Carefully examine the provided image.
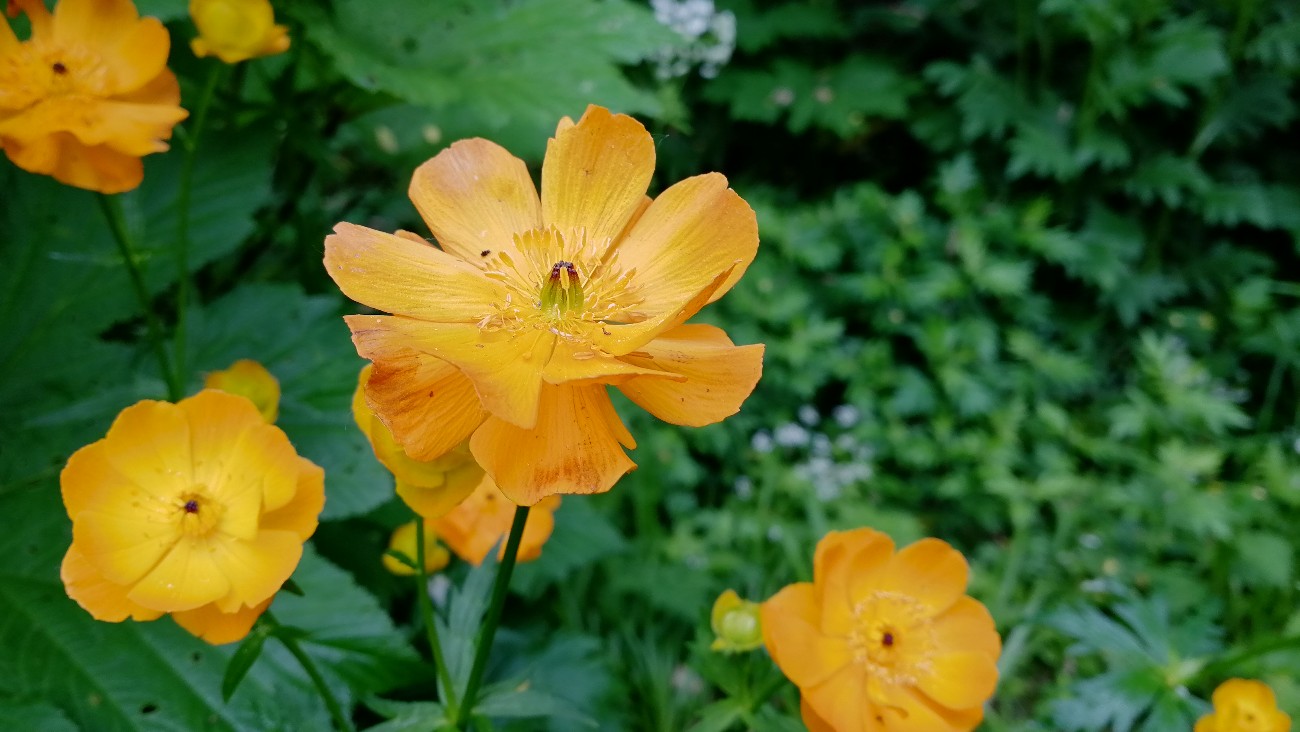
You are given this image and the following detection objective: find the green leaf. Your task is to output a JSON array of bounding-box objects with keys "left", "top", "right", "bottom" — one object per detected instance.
[
  {"left": 222, "top": 625, "right": 271, "bottom": 702},
  {"left": 0, "top": 701, "right": 79, "bottom": 732},
  {"left": 1234, "top": 532, "right": 1294, "bottom": 589},
  {"left": 474, "top": 684, "right": 597, "bottom": 726},
  {"left": 684, "top": 698, "right": 746, "bottom": 732},
  {"left": 511, "top": 498, "right": 629, "bottom": 598},
  {"left": 440, "top": 557, "right": 498, "bottom": 697},
  {"left": 363, "top": 698, "right": 450, "bottom": 732}
]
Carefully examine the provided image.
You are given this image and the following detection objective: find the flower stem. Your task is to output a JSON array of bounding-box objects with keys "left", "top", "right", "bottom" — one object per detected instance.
[
  {"left": 97, "top": 194, "right": 181, "bottom": 401},
  {"left": 264, "top": 610, "right": 355, "bottom": 732},
  {"left": 1193, "top": 633, "right": 1300, "bottom": 684},
  {"left": 454, "top": 505, "right": 530, "bottom": 726},
  {"left": 173, "top": 63, "right": 224, "bottom": 391},
  {"left": 416, "top": 519, "right": 460, "bottom": 713}
]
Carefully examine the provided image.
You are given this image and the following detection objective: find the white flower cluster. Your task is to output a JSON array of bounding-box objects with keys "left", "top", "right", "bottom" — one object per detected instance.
[
  {"left": 649, "top": 0, "right": 737, "bottom": 80},
  {"left": 747, "top": 403, "right": 876, "bottom": 503}
]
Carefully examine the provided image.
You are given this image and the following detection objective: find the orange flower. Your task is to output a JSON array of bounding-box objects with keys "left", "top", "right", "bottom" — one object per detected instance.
[
  {"left": 325, "top": 104, "right": 763, "bottom": 506},
  {"left": 189, "top": 0, "right": 289, "bottom": 64},
  {"left": 60, "top": 390, "right": 324, "bottom": 644},
  {"left": 1196, "top": 679, "right": 1292, "bottom": 732},
  {"left": 382, "top": 521, "right": 450, "bottom": 576},
  {"left": 353, "top": 364, "right": 484, "bottom": 518},
  {"left": 205, "top": 358, "right": 280, "bottom": 422},
  {"left": 0, "top": 0, "right": 188, "bottom": 193},
  {"left": 761, "top": 528, "right": 1001, "bottom": 732},
  {"left": 431, "top": 479, "right": 559, "bottom": 566}
]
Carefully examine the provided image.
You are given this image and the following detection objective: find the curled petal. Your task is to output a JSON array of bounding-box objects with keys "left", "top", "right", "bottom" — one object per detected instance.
[
  {"left": 616, "top": 324, "right": 762, "bottom": 426},
  {"left": 760, "top": 583, "right": 851, "bottom": 689},
  {"left": 171, "top": 597, "right": 272, "bottom": 646}
]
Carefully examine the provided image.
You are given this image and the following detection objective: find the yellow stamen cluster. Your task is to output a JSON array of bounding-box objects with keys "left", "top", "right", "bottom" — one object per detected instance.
[{"left": 846, "top": 590, "right": 936, "bottom": 687}]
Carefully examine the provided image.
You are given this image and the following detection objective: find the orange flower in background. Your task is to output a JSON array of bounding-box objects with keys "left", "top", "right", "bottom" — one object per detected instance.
[
  {"left": 353, "top": 364, "right": 484, "bottom": 518},
  {"left": 205, "top": 358, "right": 280, "bottom": 422},
  {"left": 1196, "top": 679, "right": 1292, "bottom": 732},
  {"left": 431, "top": 479, "right": 559, "bottom": 566},
  {"left": 60, "top": 390, "right": 325, "bottom": 644},
  {"left": 0, "top": 0, "right": 188, "bottom": 193},
  {"left": 382, "top": 521, "right": 450, "bottom": 576},
  {"left": 762, "top": 528, "right": 1001, "bottom": 732},
  {"left": 326, "top": 104, "right": 763, "bottom": 506},
  {"left": 189, "top": 0, "right": 289, "bottom": 64}
]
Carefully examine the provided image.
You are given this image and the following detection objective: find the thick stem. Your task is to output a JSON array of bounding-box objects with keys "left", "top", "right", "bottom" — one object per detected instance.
[
  {"left": 98, "top": 194, "right": 181, "bottom": 400},
  {"left": 455, "top": 506, "right": 531, "bottom": 726},
  {"left": 416, "top": 519, "right": 460, "bottom": 713},
  {"left": 264, "top": 610, "right": 355, "bottom": 732}
]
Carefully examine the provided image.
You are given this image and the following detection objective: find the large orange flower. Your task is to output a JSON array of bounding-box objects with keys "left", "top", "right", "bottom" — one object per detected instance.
[
  {"left": 761, "top": 528, "right": 1001, "bottom": 732},
  {"left": 325, "top": 104, "right": 763, "bottom": 505},
  {"left": 0, "top": 0, "right": 188, "bottom": 193},
  {"left": 60, "top": 390, "right": 325, "bottom": 644},
  {"left": 1196, "top": 679, "right": 1292, "bottom": 732}
]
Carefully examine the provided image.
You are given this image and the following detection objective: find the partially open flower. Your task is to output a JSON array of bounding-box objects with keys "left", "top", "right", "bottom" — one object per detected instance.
[
  {"left": 710, "top": 589, "right": 763, "bottom": 653},
  {"left": 60, "top": 390, "right": 324, "bottom": 644},
  {"left": 0, "top": 0, "right": 188, "bottom": 192},
  {"left": 430, "top": 479, "right": 559, "bottom": 566},
  {"left": 189, "top": 0, "right": 289, "bottom": 64},
  {"left": 762, "top": 528, "right": 1001, "bottom": 732},
  {"left": 382, "top": 521, "right": 450, "bottom": 576},
  {"left": 205, "top": 358, "right": 280, "bottom": 423},
  {"left": 1196, "top": 679, "right": 1291, "bottom": 732}
]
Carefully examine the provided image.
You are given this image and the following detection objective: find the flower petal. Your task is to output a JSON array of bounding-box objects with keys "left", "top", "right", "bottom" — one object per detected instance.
[
  {"left": 73, "top": 503, "right": 180, "bottom": 588},
  {"left": 873, "top": 682, "right": 985, "bottom": 732},
  {"left": 325, "top": 222, "right": 505, "bottom": 322},
  {"left": 396, "top": 463, "right": 484, "bottom": 520},
  {"left": 61, "top": 543, "right": 162, "bottom": 622},
  {"left": 259, "top": 458, "right": 325, "bottom": 541},
  {"left": 207, "top": 530, "right": 305, "bottom": 612},
  {"left": 611, "top": 172, "right": 757, "bottom": 315},
  {"left": 869, "top": 538, "right": 969, "bottom": 617},
  {"left": 814, "top": 528, "right": 894, "bottom": 636},
  {"left": 348, "top": 315, "right": 550, "bottom": 429},
  {"left": 932, "top": 596, "right": 1001, "bottom": 661},
  {"left": 469, "top": 384, "right": 635, "bottom": 505},
  {"left": 96, "top": 399, "right": 192, "bottom": 502},
  {"left": 542, "top": 333, "right": 679, "bottom": 386},
  {"left": 0, "top": 131, "right": 145, "bottom": 193},
  {"left": 358, "top": 348, "right": 488, "bottom": 462},
  {"left": 760, "top": 583, "right": 852, "bottom": 688},
  {"left": 802, "top": 664, "right": 870, "bottom": 731},
  {"left": 409, "top": 138, "right": 542, "bottom": 263},
  {"left": 172, "top": 597, "right": 272, "bottom": 646},
  {"left": 616, "top": 324, "right": 763, "bottom": 426},
  {"left": 541, "top": 105, "right": 654, "bottom": 252},
  {"left": 916, "top": 651, "right": 999, "bottom": 711},
  {"left": 61, "top": 438, "right": 136, "bottom": 519},
  {"left": 127, "top": 535, "right": 232, "bottom": 612}
]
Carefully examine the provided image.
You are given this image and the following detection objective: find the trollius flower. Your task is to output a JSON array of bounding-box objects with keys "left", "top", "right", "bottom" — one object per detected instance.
[
  {"left": 1196, "top": 679, "right": 1291, "bottom": 732},
  {"left": 0, "top": 0, "right": 188, "bottom": 192},
  {"left": 189, "top": 0, "right": 290, "bottom": 64},
  {"left": 326, "top": 104, "right": 763, "bottom": 506},
  {"left": 430, "top": 478, "right": 559, "bottom": 566},
  {"left": 60, "top": 390, "right": 325, "bottom": 644},
  {"left": 762, "top": 528, "right": 1001, "bottom": 732}
]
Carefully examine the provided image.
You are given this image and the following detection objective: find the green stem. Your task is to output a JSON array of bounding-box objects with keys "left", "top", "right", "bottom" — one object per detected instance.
[
  {"left": 264, "top": 611, "right": 355, "bottom": 732},
  {"left": 173, "top": 63, "right": 224, "bottom": 391},
  {"left": 1192, "top": 634, "right": 1300, "bottom": 684},
  {"left": 454, "top": 506, "right": 531, "bottom": 726},
  {"left": 415, "top": 519, "right": 460, "bottom": 713},
  {"left": 98, "top": 194, "right": 181, "bottom": 400}
]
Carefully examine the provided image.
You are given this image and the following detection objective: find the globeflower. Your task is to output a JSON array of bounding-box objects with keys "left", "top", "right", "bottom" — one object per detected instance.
[
  {"left": 761, "top": 528, "right": 1001, "bottom": 732},
  {"left": 0, "top": 0, "right": 188, "bottom": 193},
  {"left": 326, "top": 104, "right": 763, "bottom": 505},
  {"left": 205, "top": 358, "right": 280, "bottom": 422},
  {"left": 710, "top": 589, "right": 763, "bottom": 653},
  {"left": 382, "top": 521, "right": 450, "bottom": 576},
  {"left": 431, "top": 479, "right": 559, "bottom": 566},
  {"left": 189, "top": 0, "right": 290, "bottom": 64},
  {"left": 60, "top": 390, "right": 325, "bottom": 644},
  {"left": 1196, "top": 679, "right": 1291, "bottom": 732}
]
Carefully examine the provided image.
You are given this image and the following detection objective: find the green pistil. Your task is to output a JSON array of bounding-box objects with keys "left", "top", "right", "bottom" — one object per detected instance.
[{"left": 540, "top": 261, "right": 584, "bottom": 319}]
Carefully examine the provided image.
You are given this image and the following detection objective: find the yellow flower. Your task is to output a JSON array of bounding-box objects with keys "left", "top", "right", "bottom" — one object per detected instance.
[
  {"left": 0, "top": 0, "right": 188, "bottom": 193},
  {"left": 352, "top": 364, "right": 484, "bottom": 518},
  {"left": 60, "top": 390, "right": 325, "bottom": 644},
  {"left": 205, "top": 358, "right": 280, "bottom": 422},
  {"left": 431, "top": 479, "right": 559, "bottom": 566},
  {"left": 710, "top": 589, "right": 763, "bottom": 653},
  {"left": 1196, "top": 679, "right": 1292, "bottom": 732},
  {"left": 325, "top": 105, "right": 763, "bottom": 506},
  {"left": 382, "top": 521, "right": 450, "bottom": 576},
  {"left": 189, "top": 0, "right": 289, "bottom": 64},
  {"left": 761, "top": 528, "right": 1001, "bottom": 732}
]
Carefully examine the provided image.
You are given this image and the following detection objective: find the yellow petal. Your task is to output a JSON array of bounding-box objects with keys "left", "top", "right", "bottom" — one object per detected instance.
[
  {"left": 541, "top": 105, "right": 654, "bottom": 253},
  {"left": 206, "top": 530, "right": 305, "bottom": 612},
  {"left": 356, "top": 358, "right": 486, "bottom": 464},
  {"left": 542, "top": 333, "right": 680, "bottom": 386},
  {"left": 916, "top": 651, "right": 999, "bottom": 710},
  {"left": 61, "top": 543, "right": 162, "bottom": 622},
  {"left": 932, "top": 596, "right": 1001, "bottom": 661},
  {"left": 870, "top": 538, "right": 969, "bottom": 617},
  {"left": 515, "top": 500, "right": 557, "bottom": 563},
  {"left": 799, "top": 697, "right": 849, "bottom": 732},
  {"left": 325, "top": 222, "right": 505, "bottom": 322},
  {"left": 801, "top": 664, "right": 870, "bottom": 731},
  {"left": 0, "top": 132, "right": 146, "bottom": 194},
  {"left": 611, "top": 172, "right": 757, "bottom": 313},
  {"left": 97, "top": 399, "right": 193, "bottom": 502},
  {"left": 348, "top": 315, "right": 549, "bottom": 429},
  {"left": 591, "top": 264, "right": 734, "bottom": 357},
  {"left": 469, "top": 384, "right": 635, "bottom": 505},
  {"left": 409, "top": 138, "right": 542, "bottom": 263},
  {"left": 172, "top": 597, "right": 272, "bottom": 645},
  {"left": 616, "top": 324, "right": 763, "bottom": 426},
  {"left": 73, "top": 503, "right": 181, "bottom": 588},
  {"left": 259, "top": 457, "right": 325, "bottom": 541},
  {"left": 815, "top": 528, "right": 894, "bottom": 636},
  {"left": 204, "top": 359, "right": 280, "bottom": 423},
  {"left": 93, "top": 15, "right": 171, "bottom": 94},
  {"left": 760, "top": 583, "right": 851, "bottom": 689},
  {"left": 127, "top": 535, "right": 232, "bottom": 612},
  {"left": 872, "top": 683, "right": 985, "bottom": 732},
  {"left": 396, "top": 462, "right": 484, "bottom": 520},
  {"left": 61, "top": 438, "right": 136, "bottom": 520}
]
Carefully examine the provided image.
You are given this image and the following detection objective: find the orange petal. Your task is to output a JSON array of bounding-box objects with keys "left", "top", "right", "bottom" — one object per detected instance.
[
  {"left": 357, "top": 356, "right": 487, "bottom": 462},
  {"left": 348, "top": 315, "right": 550, "bottom": 430},
  {"left": 259, "top": 457, "right": 325, "bottom": 541},
  {"left": 94, "top": 15, "right": 171, "bottom": 94},
  {"left": 73, "top": 503, "right": 180, "bottom": 588},
  {"left": 873, "top": 683, "right": 985, "bottom": 732},
  {"left": 541, "top": 105, "right": 654, "bottom": 253},
  {"left": 61, "top": 543, "right": 162, "bottom": 622},
  {"left": 52, "top": 0, "right": 140, "bottom": 46},
  {"left": 801, "top": 664, "right": 870, "bottom": 731},
  {"left": 97, "top": 399, "right": 193, "bottom": 502},
  {"left": 396, "top": 463, "right": 484, "bottom": 520},
  {"left": 542, "top": 334, "right": 679, "bottom": 386},
  {"left": 325, "top": 222, "right": 505, "bottom": 322},
  {"left": 916, "top": 651, "right": 999, "bottom": 710},
  {"left": 0, "top": 97, "right": 184, "bottom": 155},
  {"left": 814, "top": 528, "right": 894, "bottom": 636},
  {"left": 172, "top": 597, "right": 272, "bottom": 645},
  {"left": 60, "top": 438, "right": 136, "bottom": 519},
  {"left": 431, "top": 478, "right": 516, "bottom": 565},
  {"left": 611, "top": 172, "right": 757, "bottom": 313},
  {"left": 591, "top": 264, "right": 734, "bottom": 357},
  {"left": 869, "top": 538, "right": 969, "bottom": 617},
  {"left": 469, "top": 384, "right": 635, "bottom": 505},
  {"left": 932, "top": 596, "right": 1001, "bottom": 661},
  {"left": 206, "top": 530, "right": 305, "bottom": 612},
  {"left": 409, "top": 138, "right": 542, "bottom": 263},
  {"left": 514, "top": 499, "right": 557, "bottom": 562},
  {"left": 127, "top": 535, "right": 232, "bottom": 612},
  {"left": 760, "top": 583, "right": 852, "bottom": 689},
  {"left": 0, "top": 131, "right": 146, "bottom": 193},
  {"left": 616, "top": 324, "right": 763, "bottom": 426}
]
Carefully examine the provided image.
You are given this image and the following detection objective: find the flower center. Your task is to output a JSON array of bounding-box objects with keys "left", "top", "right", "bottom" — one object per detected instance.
[
  {"left": 540, "top": 261, "right": 584, "bottom": 319},
  {"left": 845, "top": 590, "right": 936, "bottom": 687},
  {"left": 0, "top": 40, "right": 113, "bottom": 110},
  {"left": 176, "top": 489, "right": 224, "bottom": 538}
]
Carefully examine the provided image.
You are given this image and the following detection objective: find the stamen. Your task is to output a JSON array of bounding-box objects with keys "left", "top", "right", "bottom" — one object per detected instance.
[{"left": 52, "top": 61, "right": 67, "bottom": 75}]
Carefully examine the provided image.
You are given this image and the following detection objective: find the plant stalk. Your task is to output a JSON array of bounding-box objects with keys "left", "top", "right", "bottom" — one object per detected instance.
[
  {"left": 264, "top": 610, "right": 355, "bottom": 732},
  {"left": 416, "top": 518, "right": 460, "bottom": 713}
]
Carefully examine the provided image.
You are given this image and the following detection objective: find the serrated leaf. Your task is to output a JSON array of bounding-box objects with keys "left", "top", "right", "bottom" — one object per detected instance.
[{"left": 474, "top": 684, "right": 597, "bottom": 726}]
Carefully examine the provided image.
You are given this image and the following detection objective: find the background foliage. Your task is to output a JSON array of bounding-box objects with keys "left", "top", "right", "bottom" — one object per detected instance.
[{"left": 2, "top": 0, "right": 1299, "bottom": 729}]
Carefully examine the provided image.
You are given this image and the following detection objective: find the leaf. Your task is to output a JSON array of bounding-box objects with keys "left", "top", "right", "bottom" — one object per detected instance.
[
  {"left": 0, "top": 701, "right": 79, "bottom": 732},
  {"left": 1190, "top": 75, "right": 1297, "bottom": 155},
  {"left": 1122, "top": 154, "right": 1211, "bottom": 207},
  {"left": 440, "top": 557, "right": 499, "bottom": 698},
  {"left": 474, "top": 684, "right": 597, "bottom": 726},
  {"left": 728, "top": 0, "right": 847, "bottom": 53},
  {"left": 1234, "top": 532, "right": 1294, "bottom": 589},
  {"left": 511, "top": 498, "right": 629, "bottom": 598},
  {"left": 363, "top": 698, "right": 450, "bottom": 732},
  {"left": 222, "top": 625, "right": 271, "bottom": 702}
]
